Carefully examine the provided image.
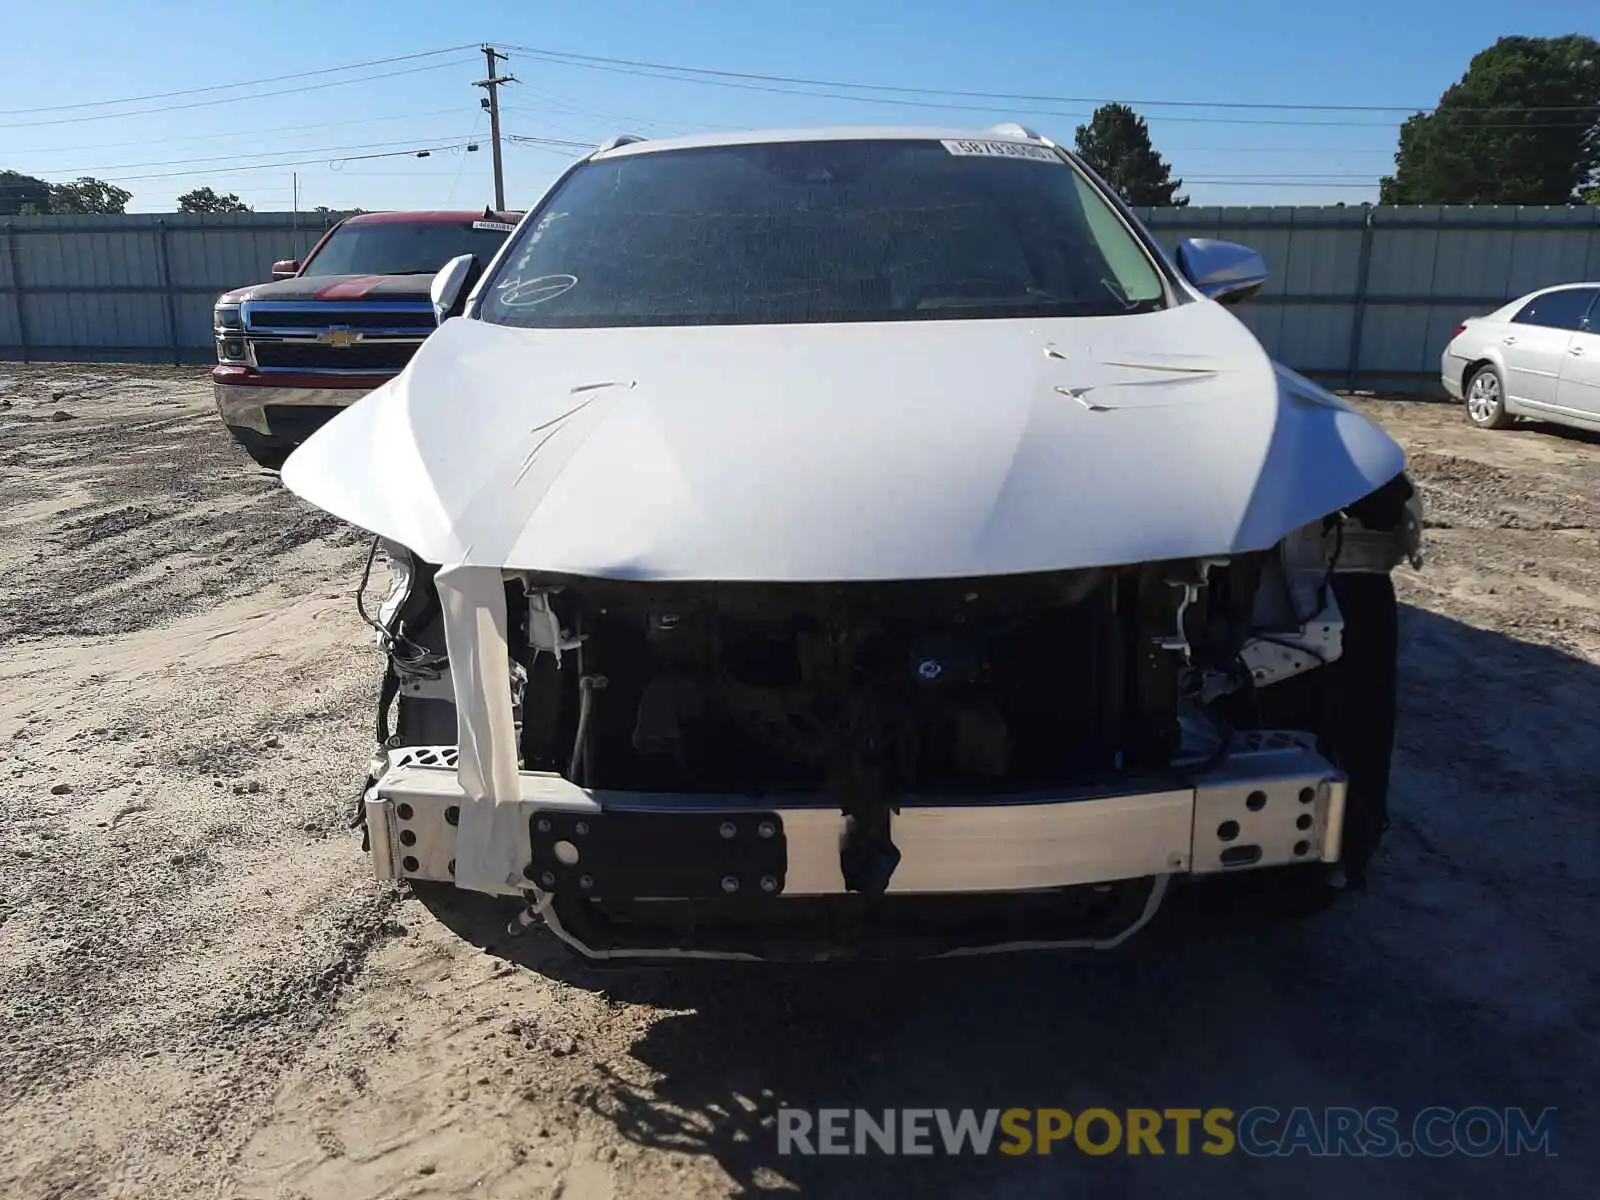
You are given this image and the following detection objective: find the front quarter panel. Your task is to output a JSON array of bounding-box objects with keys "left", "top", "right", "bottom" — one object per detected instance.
[{"left": 1235, "top": 365, "right": 1406, "bottom": 548}]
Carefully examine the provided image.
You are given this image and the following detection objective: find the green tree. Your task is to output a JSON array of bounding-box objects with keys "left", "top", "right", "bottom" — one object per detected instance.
[
  {"left": 47, "top": 176, "right": 132, "bottom": 214},
  {"left": 1073, "top": 103, "right": 1189, "bottom": 207},
  {"left": 177, "top": 186, "right": 252, "bottom": 214},
  {"left": 1380, "top": 35, "right": 1600, "bottom": 205},
  {"left": 0, "top": 169, "right": 52, "bottom": 216}
]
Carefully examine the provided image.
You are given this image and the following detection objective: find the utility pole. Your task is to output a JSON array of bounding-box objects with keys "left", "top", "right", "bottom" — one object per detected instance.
[{"left": 475, "top": 45, "right": 516, "bottom": 210}]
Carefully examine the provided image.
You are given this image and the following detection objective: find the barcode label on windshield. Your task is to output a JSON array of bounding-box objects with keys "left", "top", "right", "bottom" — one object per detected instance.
[
  {"left": 473, "top": 220, "right": 517, "bottom": 231},
  {"left": 940, "top": 139, "right": 1060, "bottom": 162}
]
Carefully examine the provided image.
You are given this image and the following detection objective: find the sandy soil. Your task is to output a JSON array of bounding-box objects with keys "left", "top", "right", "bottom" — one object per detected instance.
[{"left": 0, "top": 366, "right": 1595, "bottom": 1199}]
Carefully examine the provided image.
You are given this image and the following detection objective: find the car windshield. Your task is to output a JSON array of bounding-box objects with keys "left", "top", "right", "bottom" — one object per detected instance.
[
  {"left": 478, "top": 138, "right": 1169, "bottom": 328},
  {"left": 301, "top": 220, "right": 512, "bottom": 278}
]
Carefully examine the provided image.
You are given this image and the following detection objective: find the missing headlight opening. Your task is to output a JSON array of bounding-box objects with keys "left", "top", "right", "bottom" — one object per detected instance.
[{"left": 357, "top": 474, "right": 1416, "bottom": 962}]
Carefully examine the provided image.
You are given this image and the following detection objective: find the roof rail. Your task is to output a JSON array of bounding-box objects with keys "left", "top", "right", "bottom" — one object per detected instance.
[
  {"left": 594, "top": 134, "right": 649, "bottom": 152},
  {"left": 987, "top": 122, "right": 1043, "bottom": 140}
]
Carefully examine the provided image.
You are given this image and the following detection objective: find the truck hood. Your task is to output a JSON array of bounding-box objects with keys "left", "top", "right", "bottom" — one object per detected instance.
[
  {"left": 280, "top": 304, "right": 1406, "bottom": 581},
  {"left": 217, "top": 273, "right": 435, "bottom": 305}
]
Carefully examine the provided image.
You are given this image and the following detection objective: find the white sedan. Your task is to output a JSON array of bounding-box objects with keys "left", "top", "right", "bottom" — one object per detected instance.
[{"left": 1441, "top": 282, "right": 1600, "bottom": 432}]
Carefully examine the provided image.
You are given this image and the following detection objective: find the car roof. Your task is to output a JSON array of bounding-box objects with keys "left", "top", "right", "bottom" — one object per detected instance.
[
  {"left": 591, "top": 124, "right": 1057, "bottom": 160},
  {"left": 341, "top": 209, "right": 523, "bottom": 224}
]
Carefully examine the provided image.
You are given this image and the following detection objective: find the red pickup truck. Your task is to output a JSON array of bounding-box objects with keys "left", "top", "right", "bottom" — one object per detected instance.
[{"left": 211, "top": 208, "right": 520, "bottom": 468}]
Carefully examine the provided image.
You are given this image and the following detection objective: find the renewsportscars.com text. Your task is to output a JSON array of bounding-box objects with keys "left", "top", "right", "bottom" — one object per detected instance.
[{"left": 777, "top": 1106, "right": 1558, "bottom": 1158}]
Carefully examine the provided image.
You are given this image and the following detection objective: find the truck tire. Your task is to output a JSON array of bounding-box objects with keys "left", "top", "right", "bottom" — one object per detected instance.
[{"left": 226, "top": 427, "right": 292, "bottom": 471}]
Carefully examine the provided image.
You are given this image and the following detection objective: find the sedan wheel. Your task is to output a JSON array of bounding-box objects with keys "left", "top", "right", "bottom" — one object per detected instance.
[{"left": 1465, "top": 364, "right": 1512, "bottom": 429}]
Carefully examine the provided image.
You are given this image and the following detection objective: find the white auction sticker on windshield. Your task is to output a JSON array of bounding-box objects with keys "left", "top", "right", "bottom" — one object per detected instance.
[
  {"left": 940, "top": 139, "right": 1060, "bottom": 162},
  {"left": 473, "top": 220, "right": 517, "bottom": 231}
]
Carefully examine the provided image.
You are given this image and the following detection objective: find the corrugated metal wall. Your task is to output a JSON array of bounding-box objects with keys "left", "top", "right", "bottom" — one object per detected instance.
[
  {"left": 1137, "top": 205, "right": 1600, "bottom": 391},
  {"left": 0, "top": 211, "right": 351, "bottom": 365},
  {"left": 3, "top": 206, "right": 1599, "bottom": 388}
]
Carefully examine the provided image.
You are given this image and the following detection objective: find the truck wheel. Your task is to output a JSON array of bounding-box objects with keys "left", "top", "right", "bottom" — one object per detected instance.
[
  {"left": 226, "top": 427, "right": 292, "bottom": 471},
  {"left": 243, "top": 443, "right": 290, "bottom": 471}
]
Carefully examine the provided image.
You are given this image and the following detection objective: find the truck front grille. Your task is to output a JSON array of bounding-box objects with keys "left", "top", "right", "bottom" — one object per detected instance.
[
  {"left": 233, "top": 300, "right": 437, "bottom": 376},
  {"left": 251, "top": 340, "right": 420, "bottom": 373},
  {"left": 242, "top": 304, "right": 437, "bottom": 333}
]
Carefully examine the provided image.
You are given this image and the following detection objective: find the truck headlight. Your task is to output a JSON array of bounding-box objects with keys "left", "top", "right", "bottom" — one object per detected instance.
[
  {"left": 214, "top": 304, "right": 243, "bottom": 330},
  {"left": 216, "top": 336, "right": 249, "bottom": 364}
]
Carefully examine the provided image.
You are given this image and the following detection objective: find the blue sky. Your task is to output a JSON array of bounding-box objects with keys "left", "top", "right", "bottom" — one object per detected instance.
[{"left": 0, "top": 0, "right": 1579, "bottom": 213}]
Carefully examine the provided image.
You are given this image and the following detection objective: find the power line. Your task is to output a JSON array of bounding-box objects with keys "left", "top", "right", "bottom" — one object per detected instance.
[
  {"left": 78, "top": 140, "right": 481, "bottom": 183},
  {"left": 0, "top": 58, "right": 478, "bottom": 130},
  {"left": 448, "top": 109, "right": 486, "bottom": 205},
  {"left": 0, "top": 45, "right": 479, "bottom": 115},
  {"left": 503, "top": 44, "right": 1600, "bottom": 117},
  {"left": 1164, "top": 145, "right": 1397, "bottom": 155},
  {"left": 503, "top": 45, "right": 1598, "bottom": 129},
  {"left": 498, "top": 108, "right": 615, "bottom": 144},
  {"left": 1184, "top": 179, "right": 1380, "bottom": 188},
  {"left": 34, "top": 133, "right": 486, "bottom": 177},
  {"left": 492, "top": 131, "right": 1404, "bottom": 194},
  {"left": 495, "top": 107, "right": 1400, "bottom": 158},
  {"left": 503, "top": 86, "right": 720, "bottom": 134},
  {"left": 502, "top": 54, "right": 1362, "bottom": 129},
  {"left": 497, "top": 114, "right": 1400, "bottom": 161},
  {"left": 501, "top": 101, "right": 679, "bottom": 139},
  {"left": 505, "top": 133, "right": 601, "bottom": 150},
  {"left": 495, "top": 132, "right": 1401, "bottom": 178},
  {"left": 13, "top": 108, "right": 471, "bottom": 156},
  {"left": 1178, "top": 173, "right": 1386, "bottom": 180}
]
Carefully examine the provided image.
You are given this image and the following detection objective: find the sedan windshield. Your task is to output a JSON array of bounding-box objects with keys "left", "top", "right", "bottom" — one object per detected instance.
[
  {"left": 302, "top": 220, "right": 512, "bottom": 278},
  {"left": 479, "top": 138, "right": 1169, "bottom": 328}
]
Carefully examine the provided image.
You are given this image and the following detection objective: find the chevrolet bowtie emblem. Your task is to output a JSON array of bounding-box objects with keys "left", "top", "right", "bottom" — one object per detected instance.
[{"left": 317, "top": 326, "right": 361, "bottom": 348}]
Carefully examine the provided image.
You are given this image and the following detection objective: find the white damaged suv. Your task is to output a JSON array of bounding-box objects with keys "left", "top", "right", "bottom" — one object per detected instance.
[{"left": 281, "top": 125, "right": 1423, "bottom": 962}]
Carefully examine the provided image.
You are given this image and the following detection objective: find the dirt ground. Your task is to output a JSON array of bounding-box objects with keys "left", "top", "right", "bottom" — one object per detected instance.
[{"left": 0, "top": 364, "right": 1596, "bottom": 1199}]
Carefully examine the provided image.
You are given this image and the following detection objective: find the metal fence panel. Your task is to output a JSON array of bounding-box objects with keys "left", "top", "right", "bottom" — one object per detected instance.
[
  {"left": 0, "top": 227, "right": 17, "bottom": 347},
  {"left": 2, "top": 205, "right": 1598, "bottom": 386},
  {"left": 1140, "top": 204, "right": 1600, "bottom": 390},
  {"left": 174, "top": 292, "right": 220, "bottom": 352},
  {"left": 23, "top": 289, "right": 169, "bottom": 351},
  {"left": 0, "top": 211, "right": 348, "bottom": 364}
]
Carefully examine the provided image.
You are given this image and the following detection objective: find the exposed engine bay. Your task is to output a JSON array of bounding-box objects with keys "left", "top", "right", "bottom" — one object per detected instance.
[{"left": 358, "top": 476, "right": 1421, "bottom": 961}]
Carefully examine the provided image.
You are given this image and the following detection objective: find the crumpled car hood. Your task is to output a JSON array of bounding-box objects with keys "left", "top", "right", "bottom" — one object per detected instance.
[{"left": 280, "top": 304, "right": 1405, "bottom": 580}]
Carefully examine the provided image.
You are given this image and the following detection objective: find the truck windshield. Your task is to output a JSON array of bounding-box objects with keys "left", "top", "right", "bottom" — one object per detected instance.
[
  {"left": 301, "top": 220, "right": 512, "bottom": 278},
  {"left": 478, "top": 138, "right": 1169, "bottom": 329}
]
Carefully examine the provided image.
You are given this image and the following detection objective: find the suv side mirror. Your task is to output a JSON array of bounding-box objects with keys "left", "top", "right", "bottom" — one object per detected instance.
[
  {"left": 270, "top": 259, "right": 301, "bottom": 280},
  {"left": 1175, "top": 239, "right": 1268, "bottom": 304},
  {"left": 431, "top": 254, "right": 478, "bottom": 324}
]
